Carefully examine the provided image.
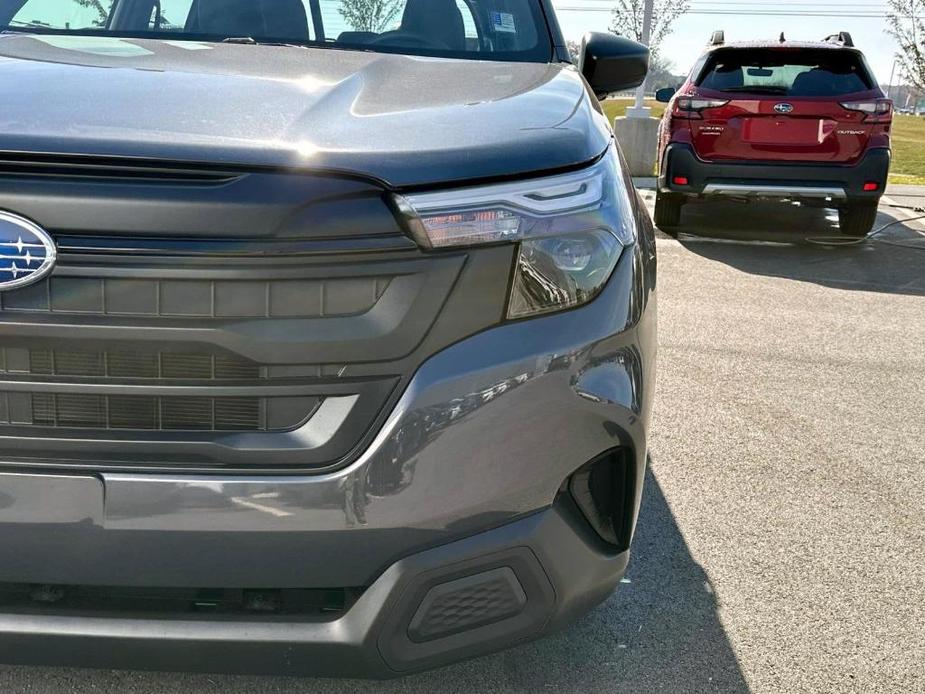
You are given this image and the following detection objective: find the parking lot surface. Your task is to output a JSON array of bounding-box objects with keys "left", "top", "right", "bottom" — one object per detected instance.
[{"left": 2, "top": 194, "right": 923, "bottom": 693}]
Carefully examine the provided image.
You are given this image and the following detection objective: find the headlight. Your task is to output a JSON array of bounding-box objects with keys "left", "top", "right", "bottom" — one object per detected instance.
[{"left": 395, "top": 146, "right": 636, "bottom": 318}]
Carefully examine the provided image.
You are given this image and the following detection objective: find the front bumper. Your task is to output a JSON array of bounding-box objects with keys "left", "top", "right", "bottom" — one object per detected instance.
[
  {"left": 0, "top": 500, "right": 627, "bottom": 677},
  {"left": 0, "top": 244, "right": 656, "bottom": 675},
  {"left": 659, "top": 143, "right": 891, "bottom": 202}
]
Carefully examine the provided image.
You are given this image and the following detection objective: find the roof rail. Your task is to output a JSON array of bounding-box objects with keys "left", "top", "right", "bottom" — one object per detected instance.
[
  {"left": 823, "top": 32, "right": 854, "bottom": 47},
  {"left": 710, "top": 30, "right": 724, "bottom": 46}
]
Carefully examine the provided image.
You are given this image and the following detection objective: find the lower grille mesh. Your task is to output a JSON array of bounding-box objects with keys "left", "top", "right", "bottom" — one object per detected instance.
[
  {"left": 0, "top": 347, "right": 344, "bottom": 382},
  {"left": 2, "top": 348, "right": 264, "bottom": 381},
  {"left": 0, "top": 393, "right": 320, "bottom": 432},
  {"left": 0, "top": 346, "right": 334, "bottom": 433}
]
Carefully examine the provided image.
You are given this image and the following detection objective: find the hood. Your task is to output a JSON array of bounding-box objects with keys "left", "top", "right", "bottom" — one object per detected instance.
[{"left": 0, "top": 35, "right": 611, "bottom": 188}]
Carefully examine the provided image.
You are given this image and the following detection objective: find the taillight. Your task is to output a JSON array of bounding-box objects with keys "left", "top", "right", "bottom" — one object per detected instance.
[
  {"left": 840, "top": 99, "right": 892, "bottom": 123},
  {"left": 672, "top": 97, "right": 729, "bottom": 120}
]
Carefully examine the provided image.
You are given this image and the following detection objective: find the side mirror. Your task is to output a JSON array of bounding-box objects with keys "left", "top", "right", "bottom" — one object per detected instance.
[
  {"left": 579, "top": 32, "right": 649, "bottom": 99},
  {"left": 655, "top": 87, "right": 676, "bottom": 103}
]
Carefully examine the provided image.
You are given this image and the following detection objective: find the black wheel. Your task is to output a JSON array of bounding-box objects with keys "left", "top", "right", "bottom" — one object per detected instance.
[
  {"left": 654, "top": 191, "right": 683, "bottom": 231},
  {"left": 838, "top": 202, "right": 879, "bottom": 237}
]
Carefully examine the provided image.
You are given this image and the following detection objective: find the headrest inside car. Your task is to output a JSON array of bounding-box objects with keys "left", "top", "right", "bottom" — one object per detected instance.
[
  {"left": 195, "top": 0, "right": 309, "bottom": 40},
  {"left": 400, "top": 0, "right": 466, "bottom": 50}
]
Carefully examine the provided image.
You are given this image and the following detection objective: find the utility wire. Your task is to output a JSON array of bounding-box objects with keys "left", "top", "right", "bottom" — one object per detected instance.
[
  {"left": 561, "top": 0, "right": 891, "bottom": 4},
  {"left": 556, "top": 7, "right": 910, "bottom": 16},
  {"left": 557, "top": 0, "right": 893, "bottom": 5}
]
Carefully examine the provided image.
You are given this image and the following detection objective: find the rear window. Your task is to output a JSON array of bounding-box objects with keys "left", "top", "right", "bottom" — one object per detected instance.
[
  {"left": 0, "top": 0, "right": 552, "bottom": 63},
  {"left": 696, "top": 48, "right": 874, "bottom": 97}
]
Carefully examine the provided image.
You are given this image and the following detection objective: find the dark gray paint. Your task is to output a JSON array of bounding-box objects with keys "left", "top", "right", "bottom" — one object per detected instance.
[
  {"left": 0, "top": 3, "right": 658, "bottom": 673},
  {"left": 0, "top": 243, "right": 516, "bottom": 472},
  {"left": 0, "top": 237, "right": 655, "bottom": 589},
  {"left": 0, "top": 34, "right": 611, "bottom": 188},
  {"left": 0, "top": 502, "right": 630, "bottom": 677}
]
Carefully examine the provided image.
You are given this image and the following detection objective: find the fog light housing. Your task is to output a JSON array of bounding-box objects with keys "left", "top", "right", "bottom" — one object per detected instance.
[
  {"left": 569, "top": 449, "right": 634, "bottom": 551},
  {"left": 863, "top": 182, "right": 879, "bottom": 192}
]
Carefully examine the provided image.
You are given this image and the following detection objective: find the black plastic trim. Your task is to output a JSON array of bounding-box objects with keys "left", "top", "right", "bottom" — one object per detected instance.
[
  {"left": 0, "top": 377, "right": 398, "bottom": 470},
  {"left": 568, "top": 448, "right": 635, "bottom": 553},
  {"left": 55, "top": 234, "right": 418, "bottom": 257},
  {"left": 660, "top": 143, "right": 891, "bottom": 201},
  {"left": 0, "top": 500, "right": 631, "bottom": 677}
]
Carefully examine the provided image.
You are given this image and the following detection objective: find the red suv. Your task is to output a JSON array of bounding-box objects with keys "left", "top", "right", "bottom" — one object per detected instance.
[{"left": 655, "top": 32, "right": 892, "bottom": 236}]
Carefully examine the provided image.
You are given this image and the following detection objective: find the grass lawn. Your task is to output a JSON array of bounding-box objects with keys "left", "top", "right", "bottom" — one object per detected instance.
[
  {"left": 889, "top": 115, "right": 925, "bottom": 185},
  {"left": 602, "top": 98, "right": 665, "bottom": 122},
  {"left": 602, "top": 99, "right": 925, "bottom": 185}
]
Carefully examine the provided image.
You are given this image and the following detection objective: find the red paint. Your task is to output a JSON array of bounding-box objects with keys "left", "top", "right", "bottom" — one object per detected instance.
[{"left": 657, "top": 42, "right": 892, "bottom": 172}]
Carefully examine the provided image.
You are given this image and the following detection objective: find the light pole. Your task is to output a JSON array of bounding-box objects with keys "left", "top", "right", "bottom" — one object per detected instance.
[
  {"left": 887, "top": 59, "right": 897, "bottom": 102},
  {"left": 626, "top": 0, "right": 654, "bottom": 118}
]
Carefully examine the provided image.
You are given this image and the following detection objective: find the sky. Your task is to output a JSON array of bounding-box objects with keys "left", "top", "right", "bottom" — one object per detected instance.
[{"left": 551, "top": 1, "right": 903, "bottom": 87}]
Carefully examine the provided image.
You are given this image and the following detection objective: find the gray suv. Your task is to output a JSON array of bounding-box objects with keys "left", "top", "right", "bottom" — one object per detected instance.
[{"left": 0, "top": 0, "right": 657, "bottom": 677}]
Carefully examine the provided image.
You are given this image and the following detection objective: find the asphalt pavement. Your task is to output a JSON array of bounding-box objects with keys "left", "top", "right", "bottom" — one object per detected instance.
[{"left": 2, "top": 192, "right": 923, "bottom": 693}]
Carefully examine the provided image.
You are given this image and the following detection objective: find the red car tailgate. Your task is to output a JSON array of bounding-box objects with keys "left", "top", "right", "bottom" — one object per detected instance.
[{"left": 691, "top": 96, "right": 875, "bottom": 164}]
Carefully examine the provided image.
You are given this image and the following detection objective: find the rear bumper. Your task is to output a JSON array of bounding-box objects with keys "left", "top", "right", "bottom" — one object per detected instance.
[
  {"left": 659, "top": 144, "right": 891, "bottom": 202},
  {"left": 0, "top": 243, "right": 657, "bottom": 675},
  {"left": 0, "top": 500, "right": 627, "bottom": 677}
]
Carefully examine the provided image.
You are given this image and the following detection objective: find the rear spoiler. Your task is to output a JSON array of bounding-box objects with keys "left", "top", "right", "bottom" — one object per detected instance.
[
  {"left": 709, "top": 29, "right": 854, "bottom": 48},
  {"left": 822, "top": 32, "right": 854, "bottom": 47}
]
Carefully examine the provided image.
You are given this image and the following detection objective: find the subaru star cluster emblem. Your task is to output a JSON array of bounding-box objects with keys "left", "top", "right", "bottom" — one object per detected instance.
[
  {"left": 774, "top": 103, "right": 794, "bottom": 114},
  {"left": 0, "top": 211, "right": 57, "bottom": 291}
]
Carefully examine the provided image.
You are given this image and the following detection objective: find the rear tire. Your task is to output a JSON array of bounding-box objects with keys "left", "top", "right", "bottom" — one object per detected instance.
[
  {"left": 654, "top": 192, "right": 683, "bottom": 231},
  {"left": 838, "top": 202, "right": 879, "bottom": 237}
]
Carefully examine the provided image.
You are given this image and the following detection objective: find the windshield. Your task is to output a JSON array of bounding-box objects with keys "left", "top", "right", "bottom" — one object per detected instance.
[
  {"left": 696, "top": 48, "right": 874, "bottom": 97},
  {"left": 0, "top": 0, "right": 553, "bottom": 62}
]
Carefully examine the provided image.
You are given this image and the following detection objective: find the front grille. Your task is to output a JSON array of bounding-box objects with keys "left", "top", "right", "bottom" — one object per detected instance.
[
  {"left": 0, "top": 158, "right": 482, "bottom": 472},
  {"left": 1, "top": 347, "right": 346, "bottom": 382},
  {"left": 0, "top": 392, "right": 320, "bottom": 432},
  {"left": 0, "top": 276, "right": 392, "bottom": 318},
  {"left": 0, "top": 346, "right": 338, "bottom": 432},
  {"left": 1, "top": 347, "right": 265, "bottom": 381}
]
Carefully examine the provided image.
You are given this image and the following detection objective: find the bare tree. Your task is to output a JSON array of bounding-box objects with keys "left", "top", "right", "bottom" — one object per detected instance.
[
  {"left": 73, "top": 0, "right": 112, "bottom": 26},
  {"left": 609, "top": 0, "right": 689, "bottom": 58},
  {"left": 647, "top": 53, "right": 682, "bottom": 90},
  {"left": 338, "top": 0, "right": 404, "bottom": 33},
  {"left": 887, "top": 0, "right": 925, "bottom": 91}
]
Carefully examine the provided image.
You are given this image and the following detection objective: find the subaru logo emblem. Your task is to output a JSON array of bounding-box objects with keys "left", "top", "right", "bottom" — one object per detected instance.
[
  {"left": 774, "top": 103, "right": 794, "bottom": 114},
  {"left": 0, "top": 211, "right": 57, "bottom": 292}
]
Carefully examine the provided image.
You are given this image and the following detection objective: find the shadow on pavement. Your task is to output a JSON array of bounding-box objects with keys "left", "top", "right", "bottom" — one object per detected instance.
[
  {"left": 668, "top": 199, "right": 925, "bottom": 296},
  {"left": 332, "top": 472, "right": 748, "bottom": 694},
  {"left": 333, "top": 467, "right": 750, "bottom": 693},
  {"left": 0, "top": 470, "right": 749, "bottom": 693},
  {"left": 615, "top": 469, "right": 751, "bottom": 692}
]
